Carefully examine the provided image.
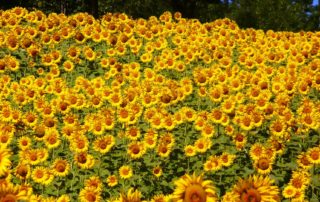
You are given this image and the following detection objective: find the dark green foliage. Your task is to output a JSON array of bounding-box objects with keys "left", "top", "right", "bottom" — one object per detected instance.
[{"left": 0, "top": 0, "right": 319, "bottom": 31}]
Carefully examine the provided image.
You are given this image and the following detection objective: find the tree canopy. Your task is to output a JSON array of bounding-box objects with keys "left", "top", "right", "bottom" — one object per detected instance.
[{"left": 1, "top": 0, "right": 319, "bottom": 31}]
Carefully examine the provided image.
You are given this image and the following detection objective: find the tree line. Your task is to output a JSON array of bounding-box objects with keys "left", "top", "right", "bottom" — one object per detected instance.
[{"left": 1, "top": 0, "right": 319, "bottom": 31}]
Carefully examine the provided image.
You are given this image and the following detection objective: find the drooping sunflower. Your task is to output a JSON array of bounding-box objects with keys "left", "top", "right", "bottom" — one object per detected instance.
[
  {"left": 232, "top": 175, "right": 280, "bottom": 202},
  {"left": 74, "top": 152, "right": 95, "bottom": 170},
  {"left": 172, "top": 173, "right": 218, "bottom": 202},
  {"left": 15, "top": 163, "right": 31, "bottom": 180}
]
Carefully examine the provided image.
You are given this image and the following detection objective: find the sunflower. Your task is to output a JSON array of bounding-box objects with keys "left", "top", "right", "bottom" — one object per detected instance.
[
  {"left": 157, "top": 144, "right": 171, "bottom": 158},
  {"left": 239, "top": 115, "right": 254, "bottom": 131},
  {"left": 15, "top": 163, "right": 31, "bottom": 180},
  {"left": 93, "top": 135, "right": 115, "bottom": 154},
  {"left": 107, "top": 175, "right": 118, "bottom": 187},
  {"left": 67, "top": 46, "right": 80, "bottom": 60},
  {"left": 57, "top": 194, "right": 71, "bottom": 202},
  {"left": 127, "top": 141, "right": 146, "bottom": 159},
  {"left": 184, "top": 145, "right": 197, "bottom": 157},
  {"left": 6, "top": 56, "right": 20, "bottom": 71},
  {"left": 194, "top": 138, "right": 211, "bottom": 153},
  {"left": 70, "top": 135, "right": 89, "bottom": 153},
  {"left": 232, "top": 175, "right": 280, "bottom": 202},
  {"left": 207, "top": 155, "right": 223, "bottom": 172},
  {"left": 125, "top": 126, "right": 141, "bottom": 141},
  {"left": 33, "top": 125, "right": 46, "bottom": 141},
  {"left": 220, "top": 152, "right": 236, "bottom": 167},
  {"left": 289, "top": 169, "right": 310, "bottom": 190},
  {"left": 297, "top": 152, "right": 313, "bottom": 169},
  {"left": 142, "top": 131, "right": 156, "bottom": 147},
  {"left": 172, "top": 173, "right": 217, "bottom": 202},
  {"left": 307, "top": 147, "right": 320, "bottom": 164},
  {"left": 117, "top": 107, "right": 131, "bottom": 123},
  {"left": 119, "top": 165, "right": 133, "bottom": 179},
  {"left": 270, "top": 119, "right": 287, "bottom": 138},
  {"left": 83, "top": 47, "right": 96, "bottom": 61},
  {"left": 250, "top": 143, "right": 265, "bottom": 161},
  {"left": 0, "top": 132, "right": 13, "bottom": 147},
  {"left": 0, "top": 147, "right": 11, "bottom": 177},
  {"left": 119, "top": 188, "right": 143, "bottom": 202},
  {"left": 233, "top": 132, "right": 247, "bottom": 150},
  {"left": 37, "top": 148, "right": 49, "bottom": 163},
  {"left": 282, "top": 185, "right": 297, "bottom": 199},
  {"left": 74, "top": 152, "right": 95, "bottom": 170},
  {"left": 91, "top": 122, "right": 105, "bottom": 136},
  {"left": 85, "top": 176, "right": 103, "bottom": 192},
  {"left": 52, "top": 158, "right": 70, "bottom": 177},
  {"left": 44, "top": 129, "right": 61, "bottom": 149},
  {"left": 254, "top": 155, "right": 273, "bottom": 175},
  {"left": 152, "top": 166, "right": 162, "bottom": 178},
  {"left": 0, "top": 183, "right": 29, "bottom": 201},
  {"left": 23, "top": 149, "right": 40, "bottom": 165},
  {"left": 221, "top": 191, "right": 238, "bottom": 202},
  {"left": 201, "top": 124, "right": 215, "bottom": 138},
  {"left": 31, "top": 166, "right": 49, "bottom": 184},
  {"left": 151, "top": 194, "right": 166, "bottom": 202},
  {"left": 79, "top": 186, "right": 101, "bottom": 202},
  {"left": 63, "top": 60, "right": 75, "bottom": 72}
]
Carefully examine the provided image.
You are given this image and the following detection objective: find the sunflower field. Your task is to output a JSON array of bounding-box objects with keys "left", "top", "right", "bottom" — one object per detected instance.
[{"left": 0, "top": 6, "right": 320, "bottom": 202}]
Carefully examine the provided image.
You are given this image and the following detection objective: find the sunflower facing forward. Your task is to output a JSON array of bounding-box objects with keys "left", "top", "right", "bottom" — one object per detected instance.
[
  {"left": 172, "top": 173, "right": 218, "bottom": 202},
  {"left": 231, "top": 175, "right": 280, "bottom": 202}
]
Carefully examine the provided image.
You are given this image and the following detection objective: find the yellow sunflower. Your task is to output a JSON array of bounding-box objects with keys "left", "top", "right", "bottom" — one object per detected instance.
[
  {"left": 79, "top": 186, "right": 101, "bottom": 202},
  {"left": 0, "top": 183, "right": 29, "bottom": 201},
  {"left": 119, "top": 188, "right": 143, "bottom": 202},
  {"left": 232, "top": 175, "right": 280, "bottom": 202},
  {"left": 282, "top": 185, "right": 297, "bottom": 199},
  {"left": 254, "top": 155, "right": 273, "bottom": 175},
  {"left": 127, "top": 141, "right": 146, "bottom": 159},
  {"left": 172, "top": 173, "right": 217, "bottom": 202},
  {"left": 106, "top": 175, "right": 118, "bottom": 187},
  {"left": 51, "top": 158, "right": 70, "bottom": 177},
  {"left": 0, "top": 146, "right": 11, "bottom": 177},
  {"left": 119, "top": 165, "right": 133, "bottom": 179}
]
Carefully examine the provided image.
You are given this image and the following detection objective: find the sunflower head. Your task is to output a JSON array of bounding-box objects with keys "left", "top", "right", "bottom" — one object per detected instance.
[
  {"left": 172, "top": 173, "right": 217, "bottom": 202},
  {"left": 232, "top": 175, "right": 280, "bottom": 202}
]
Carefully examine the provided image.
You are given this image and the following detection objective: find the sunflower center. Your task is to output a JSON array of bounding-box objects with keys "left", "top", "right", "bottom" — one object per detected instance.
[
  {"left": 257, "top": 158, "right": 270, "bottom": 170},
  {"left": 56, "top": 162, "right": 66, "bottom": 172},
  {"left": 184, "top": 184, "right": 206, "bottom": 202},
  {"left": 241, "top": 188, "right": 261, "bottom": 202},
  {"left": 2, "top": 194, "right": 17, "bottom": 202}
]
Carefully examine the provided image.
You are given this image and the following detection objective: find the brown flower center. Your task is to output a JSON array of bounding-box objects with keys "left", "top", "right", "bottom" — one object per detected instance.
[
  {"left": 184, "top": 184, "right": 207, "bottom": 202},
  {"left": 241, "top": 188, "right": 261, "bottom": 202}
]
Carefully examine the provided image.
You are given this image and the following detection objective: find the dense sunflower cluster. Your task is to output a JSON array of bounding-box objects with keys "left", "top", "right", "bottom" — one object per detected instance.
[{"left": 0, "top": 6, "right": 319, "bottom": 201}]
